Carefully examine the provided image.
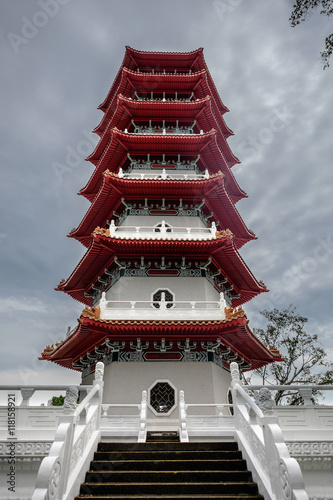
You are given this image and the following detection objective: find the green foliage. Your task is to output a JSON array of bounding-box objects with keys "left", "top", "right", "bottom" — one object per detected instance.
[
  {"left": 52, "top": 395, "right": 64, "bottom": 406},
  {"left": 251, "top": 306, "right": 333, "bottom": 404},
  {"left": 290, "top": 0, "right": 333, "bottom": 68}
]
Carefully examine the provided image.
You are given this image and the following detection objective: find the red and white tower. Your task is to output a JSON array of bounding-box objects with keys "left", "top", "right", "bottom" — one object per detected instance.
[{"left": 41, "top": 47, "right": 280, "bottom": 427}]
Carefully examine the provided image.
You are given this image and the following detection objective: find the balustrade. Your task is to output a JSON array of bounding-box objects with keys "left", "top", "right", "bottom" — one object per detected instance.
[
  {"left": 134, "top": 90, "right": 194, "bottom": 102},
  {"left": 131, "top": 119, "right": 196, "bottom": 135},
  {"left": 118, "top": 166, "right": 209, "bottom": 180},
  {"left": 109, "top": 219, "right": 215, "bottom": 240},
  {"left": 99, "top": 291, "right": 226, "bottom": 321}
]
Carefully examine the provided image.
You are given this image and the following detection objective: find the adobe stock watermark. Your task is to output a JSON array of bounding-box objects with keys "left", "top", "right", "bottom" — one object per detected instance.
[
  {"left": 213, "top": 0, "right": 243, "bottom": 21},
  {"left": 52, "top": 129, "right": 98, "bottom": 184},
  {"left": 236, "top": 106, "right": 295, "bottom": 163},
  {"left": 7, "top": 0, "right": 71, "bottom": 55}
]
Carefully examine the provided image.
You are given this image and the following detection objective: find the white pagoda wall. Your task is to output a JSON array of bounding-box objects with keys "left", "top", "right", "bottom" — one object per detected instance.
[
  {"left": 121, "top": 215, "right": 206, "bottom": 228},
  {"left": 105, "top": 276, "right": 220, "bottom": 302},
  {"left": 83, "top": 361, "right": 232, "bottom": 428}
]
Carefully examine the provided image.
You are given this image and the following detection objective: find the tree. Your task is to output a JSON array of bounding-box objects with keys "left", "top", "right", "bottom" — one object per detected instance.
[
  {"left": 249, "top": 305, "right": 333, "bottom": 404},
  {"left": 52, "top": 395, "right": 64, "bottom": 406},
  {"left": 289, "top": 1, "right": 333, "bottom": 69}
]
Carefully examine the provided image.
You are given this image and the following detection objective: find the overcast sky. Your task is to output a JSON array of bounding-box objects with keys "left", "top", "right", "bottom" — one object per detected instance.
[{"left": 0, "top": 0, "right": 332, "bottom": 394}]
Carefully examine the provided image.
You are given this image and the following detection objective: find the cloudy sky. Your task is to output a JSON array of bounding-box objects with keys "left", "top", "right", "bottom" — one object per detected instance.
[{"left": 0, "top": 0, "right": 332, "bottom": 393}]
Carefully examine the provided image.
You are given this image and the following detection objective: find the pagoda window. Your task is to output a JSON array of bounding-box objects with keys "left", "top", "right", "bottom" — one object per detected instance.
[
  {"left": 152, "top": 288, "right": 174, "bottom": 309},
  {"left": 149, "top": 381, "right": 176, "bottom": 415},
  {"left": 153, "top": 221, "right": 172, "bottom": 233}
]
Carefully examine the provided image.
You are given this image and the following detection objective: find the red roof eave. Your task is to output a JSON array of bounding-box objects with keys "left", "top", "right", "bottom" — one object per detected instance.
[
  {"left": 80, "top": 129, "right": 245, "bottom": 204},
  {"left": 71, "top": 172, "right": 255, "bottom": 249},
  {"left": 57, "top": 231, "right": 267, "bottom": 306},
  {"left": 40, "top": 314, "right": 281, "bottom": 371},
  {"left": 89, "top": 95, "right": 238, "bottom": 168}
]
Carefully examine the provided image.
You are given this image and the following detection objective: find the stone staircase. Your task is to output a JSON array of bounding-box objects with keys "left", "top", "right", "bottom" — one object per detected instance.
[{"left": 75, "top": 432, "right": 263, "bottom": 499}]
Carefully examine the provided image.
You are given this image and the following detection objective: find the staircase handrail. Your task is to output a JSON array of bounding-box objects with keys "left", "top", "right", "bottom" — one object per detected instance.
[
  {"left": 32, "top": 362, "right": 104, "bottom": 500},
  {"left": 244, "top": 384, "right": 333, "bottom": 391},
  {"left": 230, "top": 362, "right": 309, "bottom": 500}
]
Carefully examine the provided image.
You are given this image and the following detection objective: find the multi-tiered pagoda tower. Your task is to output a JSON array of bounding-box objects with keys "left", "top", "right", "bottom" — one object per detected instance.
[{"left": 41, "top": 47, "right": 280, "bottom": 425}]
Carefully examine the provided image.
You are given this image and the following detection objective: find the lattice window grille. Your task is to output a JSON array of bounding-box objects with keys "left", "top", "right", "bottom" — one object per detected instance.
[
  {"left": 154, "top": 222, "right": 172, "bottom": 233},
  {"left": 150, "top": 382, "right": 175, "bottom": 414},
  {"left": 152, "top": 289, "right": 174, "bottom": 309}
]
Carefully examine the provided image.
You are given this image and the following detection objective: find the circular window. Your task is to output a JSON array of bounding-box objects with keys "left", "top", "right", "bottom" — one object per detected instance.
[
  {"left": 149, "top": 381, "right": 176, "bottom": 414},
  {"left": 152, "top": 289, "right": 174, "bottom": 309}
]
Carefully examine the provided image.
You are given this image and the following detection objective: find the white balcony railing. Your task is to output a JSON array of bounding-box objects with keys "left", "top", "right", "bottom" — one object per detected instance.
[
  {"left": 118, "top": 167, "right": 209, "bottom": 181},
  {"left": 109, "top": 220, "right": 216, "bottom": 240},
  {"left": 99, "top": 291, "right": 227, "bottom": 321}
]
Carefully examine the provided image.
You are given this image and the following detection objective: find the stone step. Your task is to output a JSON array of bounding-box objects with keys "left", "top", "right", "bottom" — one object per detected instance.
[
  {"left": 75, "top": 496, "right": 263, "bottom": 499},
  {"left": 97, "top": 441, "right": 238, "bottom": 452},
  {"left": 94, "top": 449, "right": 243, "bottom": 461},
  {"left": 79, "top": 481, "right": 262, "bottom": 496},
  {"left": 76, "top": 441, "right": 263, "bottom": 499},
  {"left": 75, "top": 493, "right": 264, "bottom": 500},
  {"left": 89, "top": 458, "right": 248, "bottom": 471},
  {"left": 84, "top": 470, "right": 253, "bottom": 483},
  {"left": 146, "top": 431, "right": 179, "bottom": 442}
]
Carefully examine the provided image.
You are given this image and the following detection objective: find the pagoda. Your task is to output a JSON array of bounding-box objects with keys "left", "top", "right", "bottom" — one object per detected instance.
[{"left": 41, "top": 47, "right": 281, "bottom": 425}]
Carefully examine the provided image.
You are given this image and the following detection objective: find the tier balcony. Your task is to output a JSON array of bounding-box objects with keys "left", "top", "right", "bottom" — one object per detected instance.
[
  {"left": 133, "top": 90, "right": 194, "bottom": 102},
  {"left": 99, "top": 291, "right": 227, "bottom": 321},
  {"left": 118, "top": 167, "right": 209, "bottom": 181},
  {"left": 130, "top": 119, "right": 197, "bottom": 135},
  {"left": 109, "top": 220, "right": 216, "bottom": 240}
]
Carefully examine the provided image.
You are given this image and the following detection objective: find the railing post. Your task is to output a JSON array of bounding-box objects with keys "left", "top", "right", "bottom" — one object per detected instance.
[
  {"left": 93, "top": 361, "right": 104, "bottom": 427},
  {"left": 138, "top": 390, "right": 147, "bottom": 442},
  {"left": 100, "top": 292, "right": 106, "bottom": 316},
  {"left": 160, "top": 292, "right": 167, "bottom": 310},
  {"left": 179, "top": 390, "right": 189, "bottom": 442},
  {"left": 20, "top": 387, "right": 35, "bottom": 406},
  {"left": 298, "top": 387, "right": 313, "bottom": 405},
  {"left": 109, "top": 220, "right": 116, "bottom": 237}
]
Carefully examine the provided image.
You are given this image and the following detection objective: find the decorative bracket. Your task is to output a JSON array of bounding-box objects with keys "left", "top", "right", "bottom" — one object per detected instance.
[
  {"left": 201, "top": 339, "right": 221, "bottom": 353},
  {"left": 130, "top": 338, "right": 149, "bottom": 352},
  {"left": 155, "top": 256, "right": 172, "bottom": 269},
  {"left": 178, "top": 338, "right": 197, "bottom": 352},
  {"left": 153, "top": 338, "right": 173, "bottom": 352}
]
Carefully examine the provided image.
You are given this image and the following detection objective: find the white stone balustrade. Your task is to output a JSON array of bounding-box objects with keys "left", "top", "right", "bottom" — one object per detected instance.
[
  {"left": 118, "top": 167, "right": 209, "bottom": 180},
  {"left": 230, "top": 363, "right": 310, "bottom": 500},
  {"left": 109, "top": 219, "right": 215, "bottom": 240},
  {"left": 99, "top": 291, "right": 226, "bottom": 321},
  {"left": 31, "top": 362, "right": 105, "bottom": 500}
]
